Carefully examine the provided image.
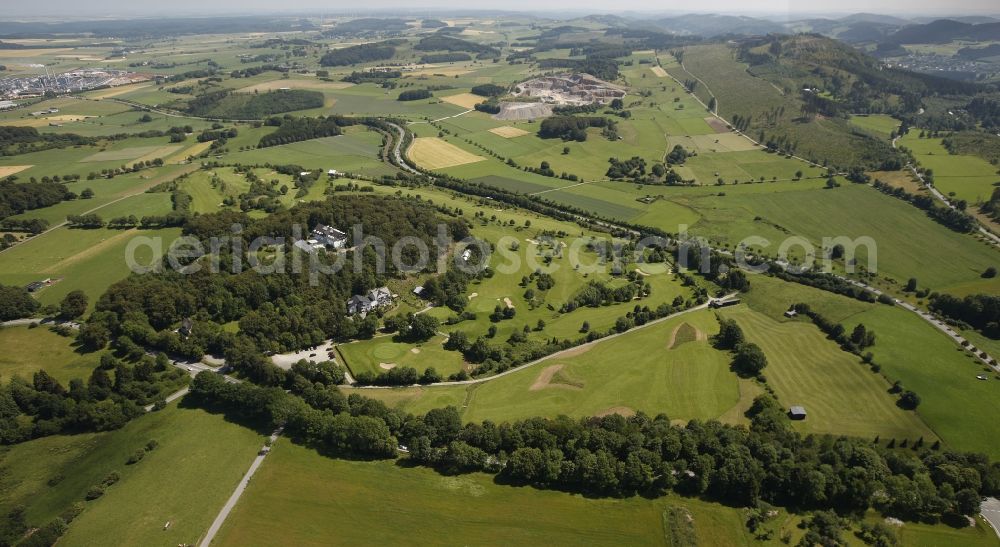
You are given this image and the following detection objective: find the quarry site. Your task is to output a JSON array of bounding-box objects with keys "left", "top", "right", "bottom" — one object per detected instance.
[{"left": 511, "top": 73, "right": 626, "bottom": 105}]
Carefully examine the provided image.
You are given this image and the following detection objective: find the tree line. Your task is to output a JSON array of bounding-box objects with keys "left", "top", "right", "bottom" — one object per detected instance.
[{"left": 189, "top": 371, "right": 1000, "bottom": 524}]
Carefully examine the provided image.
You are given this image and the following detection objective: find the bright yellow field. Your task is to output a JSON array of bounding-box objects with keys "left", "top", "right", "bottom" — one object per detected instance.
[
  {"left": 237, "top": 79, "right": 354, "bottom": 93},
  {"left": 409, "top": 137, "right": 486, "bottom": 169},
  {"left": 650, "top": 66, "right": 668, "bottom": 77},
  {"left": 87, "top": 83, "right": 153, "bottom": 99},
  {"left": 489, "top": 125, "right": 530, "bottom": 138},
  {"left": 441, "top": 92, "right": 484, "bottom": 109},
  {"left": 0, "top": 165, "right": 32, "bottom": 177},
  {"left": 166, "top": 141, "right": 214, "bottom": 164},
  {"left": 133, "top": 145, "right": 183, "bottom": 164}
]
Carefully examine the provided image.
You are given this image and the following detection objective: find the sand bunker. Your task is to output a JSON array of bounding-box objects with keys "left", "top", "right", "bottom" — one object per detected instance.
[
  {"left": 468, "top": 292, "right": 478, "bottom": 300},
  {"left": 503, "top": 297, "right": 514, "bottom": 309},
  {"left": 410, "top": 348, "right": 421, "bottom": 354},
  {"left": 529, "top": 364, "right": 583, "bottom": 391},
  {"left": 379, "top": 362, "right": 397, "bottom": 370}
]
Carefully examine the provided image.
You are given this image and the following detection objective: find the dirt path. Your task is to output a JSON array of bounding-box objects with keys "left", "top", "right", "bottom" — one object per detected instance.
[{"left": 198, "top": 426, "right": 283, "bottom": 547}]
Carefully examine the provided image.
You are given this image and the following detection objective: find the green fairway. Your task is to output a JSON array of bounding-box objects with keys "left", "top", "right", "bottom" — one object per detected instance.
[
  {"left": 0, "top": 326, "right": 102, "bottom": 385},
  {"left": 223, "top": 129, "right": 397, "bottom": 178},
  {"left": 337, "top": 334, "right": 468, "bottom": 378},
  {"left": 361, "top": 310, "right": 744, "bottom": 424}
]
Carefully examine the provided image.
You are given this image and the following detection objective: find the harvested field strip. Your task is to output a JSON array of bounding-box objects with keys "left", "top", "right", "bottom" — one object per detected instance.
[
  {"left": 441, "top": 92, "right": 485, "bottom": 109},
  {"left": 0, "top": 165, "right": 32, "bottom": 177},
  {"left": 237, "top": 79, "right": 353, "bottom": 93},
  {"left": 88, "top": 83, "right": 153, "bottom": 99},
  {"left": 650, "top": 66, "right": 668, "bottom": 77},
  {"left": 489, "top": 125, "right": 531, "bottom": 138},
  {"left": 166, "top": 141, "right": 213, "bottom": 164},
  {"left": 408, "top": 137, "right": 485, "bottom": 169},
  {"left": 81, "top": 145, "right": 174, "bottom": 163},
  {"left": 133, "top": 145, "right": 183, "bottom": 165}
]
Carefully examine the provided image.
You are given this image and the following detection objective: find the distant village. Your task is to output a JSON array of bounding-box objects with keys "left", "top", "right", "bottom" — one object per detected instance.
[{"left": 0, "top": 68, "right": 151, "bottom": 100}]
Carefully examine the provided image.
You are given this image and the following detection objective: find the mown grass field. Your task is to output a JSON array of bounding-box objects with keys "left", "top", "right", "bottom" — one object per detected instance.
[
  {"left": 720, "top": 306, "right": 936, "bottom": 441},
  {"left": 57, "top": 402, "right": 264, "bottom": 547},
  {"left": 744, "top": 275, "right": 1000, "bottom": 458},
  {"left": 212, "top": 437, "right": 998, "bottom": 547},
  {"left": 0, "top": 226, "right": 181, "bottom": 308},
  {"left": 899, "top": 132, "right": 999, "bottom": 204},
  {"left": 0, "top": 326, "right": 103, "bottom": 384},
  {"left": 213, "top": 441, "right": 759, "bottom": 547},
  {"left": 848, "top": 114, "right": 900, "bottom": 139},
  {"left": 0, "top": 401, "right": 263, "bottom": 544}
]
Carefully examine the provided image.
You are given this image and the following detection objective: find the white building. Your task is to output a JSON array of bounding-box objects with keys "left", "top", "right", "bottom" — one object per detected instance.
[{"left": 311, "top": 224, "right": 348, "bottom": 249}]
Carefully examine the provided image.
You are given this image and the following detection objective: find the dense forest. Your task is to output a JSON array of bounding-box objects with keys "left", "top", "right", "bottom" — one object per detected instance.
[
  {"left": 414, "top": 35, "right": 500, "bottom": 58},
  {"left": 319, "top": 41, "right": 401, "bottom": 66},
  {"left": 929, "top": 292, "right": 1000, "bottom": 338},
  {"left": 258, "top": 115, "right": 358, "bottom": 148},
  {"left": 81, "top": 196, "right": 466, "bottom": 382},
  {"left": 538, "top": 116, "right": 613, "bottom": 141},
  {"left": 0, "top": 179, "right": 75, "bottom": 221},
  {"left": 398, "top": 89, "right": 433, "bottom": 101},
  {"left": 183, "top": 89, "right": 323, "bottom": 120}
]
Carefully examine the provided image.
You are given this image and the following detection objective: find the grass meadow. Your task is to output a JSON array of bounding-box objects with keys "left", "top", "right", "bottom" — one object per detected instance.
[
  {"left": 0, "top": 326, "right": 104, "bottom": 384},
  {"left": 899, "top": 132, "right": 1000, "bottom": 205},
  {"left": 212, "top": 441, "right": 762, "bottom": 547},
  {"left": 0, "top": 401, "right": 263, "bottom": 545}
]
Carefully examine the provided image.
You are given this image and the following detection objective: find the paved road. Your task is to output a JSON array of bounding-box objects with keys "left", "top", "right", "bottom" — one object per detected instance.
[
  {"left": 344, "top": 293, "right": 736, "bottom": 390},
  {"left": 386, "top": 122, "right": 421, "bottom": 175},
  {"left": 833, "top": 275, "right": 998, "bottom": 373},
  {"left": 0, "top": 318, "right": 80, "bottom": 329},
  {"left": 982, "top": 497, "right": 1000, "bottom": 539},
  {"left": 198, "top": 426, "right": 284, "bottom": 547},
  {"left": 143, "top": 387, "right": 190, "bottom": 412}
]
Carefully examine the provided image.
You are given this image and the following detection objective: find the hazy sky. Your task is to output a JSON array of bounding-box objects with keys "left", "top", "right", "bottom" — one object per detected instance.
[{"left": 4, "top": 0, "right": 998, "bottom": 18}]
